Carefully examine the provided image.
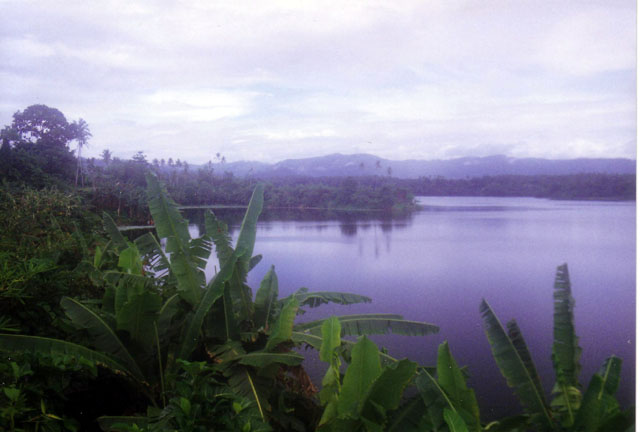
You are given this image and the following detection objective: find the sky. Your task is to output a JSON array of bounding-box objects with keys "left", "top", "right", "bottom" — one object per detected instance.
[{"left": 0, "top": 0, "right": 636, "bottom": 164}]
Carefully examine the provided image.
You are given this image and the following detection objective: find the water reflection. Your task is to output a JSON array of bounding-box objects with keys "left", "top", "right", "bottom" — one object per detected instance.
[
  {"left": 180, "top": 197, "right": 634, "bottom": 418},
  {"left": 183, "top": 207, "right": 414, "bottom": 238}
]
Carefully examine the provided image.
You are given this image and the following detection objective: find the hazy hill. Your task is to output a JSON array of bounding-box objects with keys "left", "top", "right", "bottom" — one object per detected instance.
[{"left": 212, "top": 153, "right": 635, "bottom": 179}]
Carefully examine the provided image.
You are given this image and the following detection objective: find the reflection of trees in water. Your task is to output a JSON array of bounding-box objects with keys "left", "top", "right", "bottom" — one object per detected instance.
[{"left": 183, "top": 207, "right": 414, "bottom": 237}]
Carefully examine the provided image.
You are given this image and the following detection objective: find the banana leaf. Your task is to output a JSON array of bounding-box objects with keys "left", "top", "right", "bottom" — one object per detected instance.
[
  {"left": 361, "top": 358, "right": 417, "bottom": 425},
  {"left": 248, "top": 254, "right": 262, "bottom": 272},
  {"left": 443, "top": 408, "right": 469, "bottom": 432},
  {"left": 296, "top": 314, "right": 438, "bottom": 338},
  {"left": 265, "top": 296, "right": 299, "bottom": 351},
  {"left": 134, "top": 232, "right": 171, "bottom": 279},
  {"left": 291, "top": 331, "right": 401, "bottom": 366},
  {"left": 387, "top": 395, "right": 434, "bottom": 432},
  {"left": 234, "top": 183, "right": 264, "bottom": 275},
  {"left": 254, "top": 265, "right": 279, "bottom": 330},
  {"left": 0, "top": 334, "right": 140, "bottom": 380},
  {"left": 294, "top": 314, "right": 403, "bottom": 332},
  {"left": 117, "top": 243, "right": 144, "bottom": 275},
  {"left": 102, "top": 212, "right": 128, "bottom": 250},
  {"left": 337, "top": 335, "right": 381, "bottom": 418},
  {"left": 506, "top": 320, "right": 545, "bottom": 401},
  {"left": 226, "top": 366, "right": 269, "bottom": 421},
  {"left": 146, "top": 172, "right": 204, "bottom": 305},
  {"left": 291, "top": 288, "right": 372, "bottom": 308},
  {"left": 437, "top": 341, "right": 480, "bottom": 431},
  {"left": 116, "top": 292, "right": 162, "bottom": 351},
  {"left": 479, "top": 299, "right": 553, "bottom": 428},
  {"left": 574, "top": 356, "right": 624, "bottom": 432},
  {"left": 552, "top": 264, "right": 581, "bottom": 386},
  {"left": 320, "top": 316, "right": 342, "bottom": 363},
  {"left": 414, "top": 369, "right": 454, "bottom": 432},
  {"left": 61, "top": 297, "right": 143, "bottom": 379},
  {"left": 177, "top": 253, "right": 238, "bottom": 359},
  {"left": 205, "top": 211, "right": 234, "bottom": 268}
]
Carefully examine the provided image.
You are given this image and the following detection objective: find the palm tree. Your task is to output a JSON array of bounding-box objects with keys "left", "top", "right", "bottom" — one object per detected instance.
[
  {"left": 101, "top": 149, "right": 112, "bottom": 165},
  {"left": 71, "top": 118, "right": 92, "bottom": 187}
]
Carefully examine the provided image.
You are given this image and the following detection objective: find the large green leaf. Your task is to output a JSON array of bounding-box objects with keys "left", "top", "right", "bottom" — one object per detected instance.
[
  {"left": 320, "top": 317, "right": 342, "bottom": 363},
  {"left": 167, "top": 250, "right": 206, "bottom": 306},
  {"left": 146, "top": 172, "right": 203, "bottom": 305},
  {"left": 204, "top": 211, "right": 234, "bottom": 268},
  {"left": 102, "top": 212, "right": 128, "bottom": 250},
  {"left": 156, "top": 294, "right": 180, "bottom": 341},
  {"left": 319, "top": 317, "right": 342, "bottom": 408},
  {"left": 291, "top": 331, "right": 400, "bottom": 365},
  {"left": 296, "top": 314, "right": 438, "bottom": 338},
  {"left": 234, "top": 183, "right": 264, "bottom": 273},
  {"left": 361, "top": 358, "right": 417, "bottom": 424},
  {"left": 116, "top": 292, "right": 162, "bottom": 350},
  {"left": 236, "top": 352, "right": 304, "bottom": 367},
  {"left": 337, "top": 335, "right": 381, "bottom": 418},
  {"left": 177, "top": 253, "right": 238, "bottom": 359},
  {"left": 60, "top": 297, "right": 144, "bottom": 380},
  {"left": 134, "top": 232, "right": 171, "bottom": 279},
  {"left": 292, "top": 288, "right": 372, "bottom": 308},
  {"left": 387, "top": 395, "right": 434, "bottom": 432},
  {"left": 265, "top": 296, "right": 299, "bottom": 352},
  {"left": 443, "top": 408, "right": 469, "bottom": 432},
  {"left": 414, "top": 368, "right": 454, "bottom": 432},
  {"left": 574, "top": 356, "right": 623, "bottom": 432},
  {"left": 437, "top": 341, "right": 480, "bottom": 431},
  {"left": 226, "top": 366, "right": 269, "bottom": 422},
  {"left": 0, "top": 334, "right": 139, "bottom": 379},
  {"left": 222, "top": 282, "right": 238, "bottom": 340},
  {"left": 551, "top": 264, "right": 582, "bottom": 426},
  {"left": 188, "top": 236, "right": 212, "bottom": 273},
  {"left": 552, "top": 264, "right": 581, "bottom": 383},
  {"left": 479, "top": 299, "right": 553, "bottom": 428},
  {"left": 254, "top": 265, "right": 279, "bottom": 330},
  {"left": 117, "top": 243, "right": 143, "bottom": 275},
  {"left": 146, "top": 172, "right": 190, "bottom": 253},
  {"left": 506, "top": 320, "right": 545, "bottom": 400},
  {"left": 295, "top": 313, "right": 402, "bottom": 332}
]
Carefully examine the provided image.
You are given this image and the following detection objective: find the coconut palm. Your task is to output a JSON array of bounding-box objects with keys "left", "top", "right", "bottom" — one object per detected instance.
[{"left": 71, "top": 118, "right": 92, "bottom": 187}]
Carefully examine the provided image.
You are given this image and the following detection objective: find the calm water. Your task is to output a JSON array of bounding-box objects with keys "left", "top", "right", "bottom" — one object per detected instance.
[{"left": 191, "top": 196, "right": 636, "bottom": 419}]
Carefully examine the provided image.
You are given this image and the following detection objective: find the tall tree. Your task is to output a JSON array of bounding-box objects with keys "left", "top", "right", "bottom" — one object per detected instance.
[
  {"left": 0, "top": 104, "right": 77, "bottom": 185},
  {"left": 70, "top": 118, "right": 92, "bottom": 187},
  {"left": 101, "top": 149, "right": 112, "bottom": 165}
]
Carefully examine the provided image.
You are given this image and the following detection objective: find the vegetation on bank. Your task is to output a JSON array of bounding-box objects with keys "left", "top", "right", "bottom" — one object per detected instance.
[
  {"left": 0, "top": 174, "right": 633, "bottom": 431},
  {"left": 403, "top": 174, "right": 635, "bottom": 201},
  {"left": 0, "top": 105, "right": 634, "bottom": 430}
]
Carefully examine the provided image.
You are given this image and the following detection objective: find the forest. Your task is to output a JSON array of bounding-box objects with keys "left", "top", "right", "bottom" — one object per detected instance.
[{"left": 0, "top": 105, "right": 634, "bottom": 431}]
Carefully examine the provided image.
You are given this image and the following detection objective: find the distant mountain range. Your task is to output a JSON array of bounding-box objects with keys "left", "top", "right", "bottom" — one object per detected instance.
[{"left": 206, "top": 153, "right": 635, "bottom": 179}]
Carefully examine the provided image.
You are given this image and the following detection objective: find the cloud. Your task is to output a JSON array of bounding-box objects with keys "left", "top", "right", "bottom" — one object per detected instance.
[{"left": 0, "top": 0, "right": 635, "bottom": 163}]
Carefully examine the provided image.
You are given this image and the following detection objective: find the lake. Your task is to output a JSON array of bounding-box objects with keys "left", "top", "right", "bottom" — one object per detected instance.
[{"left": 188, "top": 196, "right": 635, "bottom": 420}]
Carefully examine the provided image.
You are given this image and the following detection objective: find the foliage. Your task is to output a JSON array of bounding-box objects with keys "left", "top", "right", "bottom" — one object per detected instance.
[
  {"left": 98, "top": 360, "right": 271, "bottom": 432},
  {"left": 0, "top": 173, "right": 437, "bottom": 430},
  {"left": 480, "top": 264, "right": 633, "bottom": 431},
  {"left": 0, "top": 105, "right": 84, "bottom": 188},
  {"left": 316, "top": 317, "right": 418, "bottom": 432},
  {"left": 407, "top": 174, "right": 635, "bottom": 201},
  {"left": 0, "top": 352, "right": 101, "bottom": 432},
  {"left": 0, "top": 185, "right": 102, "bottom": 336}
]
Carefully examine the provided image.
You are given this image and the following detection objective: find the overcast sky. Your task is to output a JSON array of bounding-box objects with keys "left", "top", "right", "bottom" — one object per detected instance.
[{"left": 0, "top": 0, "right": 636, "bottom": 163}]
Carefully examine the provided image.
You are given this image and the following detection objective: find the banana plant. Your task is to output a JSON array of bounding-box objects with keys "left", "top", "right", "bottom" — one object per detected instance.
[
  {"left": 0, "top": 172, "right": 441, "bottom": 429},
  {"left": 480, "top": 264, "right": 633, "bottom": 431},
  {"left": 316, "top": 317, "right": 419, "bottom": 432}
]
